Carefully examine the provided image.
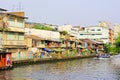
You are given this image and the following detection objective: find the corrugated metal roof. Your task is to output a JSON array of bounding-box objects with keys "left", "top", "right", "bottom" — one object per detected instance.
[{"left": 83, "top": 39, "right": 104, "bottom": 44}]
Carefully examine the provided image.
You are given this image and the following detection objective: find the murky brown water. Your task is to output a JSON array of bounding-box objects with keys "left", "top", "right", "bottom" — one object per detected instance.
[{"left": 0, "top": 57, "right": 120, "bottom": 80}]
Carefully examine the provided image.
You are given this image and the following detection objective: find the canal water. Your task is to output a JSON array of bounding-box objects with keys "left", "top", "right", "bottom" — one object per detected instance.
[{"left": 0, "top": 57, "right": 120, "bottom": 80}]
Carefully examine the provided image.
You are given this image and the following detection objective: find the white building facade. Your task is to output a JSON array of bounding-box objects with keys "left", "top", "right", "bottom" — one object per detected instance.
[
  {"left": 58, "top": 25, "right": 80, "bottom": 39},
  {"left": 25, "top": 28, "right": 60, "bottom": 41},
  {"left": 70, "top": 27, "right": 79, "bottom": 39},
  {"left": 57, "top": 25, "right": 73, "bottom": 34},
  {"left": 78, "top": 26, "right": 110, "bottom": 44}
]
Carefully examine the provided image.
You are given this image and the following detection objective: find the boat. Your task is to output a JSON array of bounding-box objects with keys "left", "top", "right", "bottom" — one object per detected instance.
[
  {"left": 0, "top": 51, "right": 13, "bottom": 70},
  {"left": 94, "top": 53, "right": 111, "bottom": 59},
  {"left": 99, "top": 54, "right": 111, "bottom": 58}
]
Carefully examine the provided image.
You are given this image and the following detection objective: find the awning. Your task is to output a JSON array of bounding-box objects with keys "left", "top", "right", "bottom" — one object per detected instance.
[{"left": 43, "top": 48, "right": 52, "bottom": 53}]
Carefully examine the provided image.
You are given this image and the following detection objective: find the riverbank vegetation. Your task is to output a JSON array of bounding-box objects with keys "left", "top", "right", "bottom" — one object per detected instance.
[
  {"left": 104, "top": 34, "right": 120, "bottom": 55},
  {"left": 114, "top": 34, "right": 120, "bottom": 54}
]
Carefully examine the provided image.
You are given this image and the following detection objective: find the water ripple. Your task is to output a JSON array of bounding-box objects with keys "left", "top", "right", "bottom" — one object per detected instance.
[{"left": 1, "top": 57, "right": 120, "bottom": 80}]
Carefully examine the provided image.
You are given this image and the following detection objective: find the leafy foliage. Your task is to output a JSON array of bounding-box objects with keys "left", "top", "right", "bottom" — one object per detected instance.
[
  {"left": 115, "top": 35, "right": 120, "bottom": 48},
  {"left": 33, "top": 24, "right": 55, "bottom": 31},
  {"left": 104, "top": 44, "right": 111, "bottom": 53},
  {"left": 60, "top": 31, "right": 68, "bottom": 35},
  {"left": 0, "top": 28, "right": 9, "bottom": 31},
  {"left": 104, "top": 43, "right": 119, "bottom": 55},
  {"left": 104, "top": 34, "right": 120, "bottom": 54},
  {"left": 114, "top": 35, "right": 120, "bottom": 53}
]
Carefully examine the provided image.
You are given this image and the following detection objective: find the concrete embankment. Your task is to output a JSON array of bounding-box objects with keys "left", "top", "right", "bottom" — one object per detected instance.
[{"left": 13, "top": 54, "right": 96, "bottom": 67}]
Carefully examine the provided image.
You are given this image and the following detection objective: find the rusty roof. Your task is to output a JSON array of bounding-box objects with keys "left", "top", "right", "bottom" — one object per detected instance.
[
  {"left": 83, "top": 39, "right": 104, "bottom": 44},
  {"left": 7, "top": 13, "right": 28, "bottom": 19}
]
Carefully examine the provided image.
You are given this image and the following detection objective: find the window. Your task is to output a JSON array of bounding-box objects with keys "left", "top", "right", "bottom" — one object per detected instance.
[
  {"left": 7, "top": 32, "right": 14, "bottom": 40},
  {"left": 8, "top": 18, "right": 15, "bottom": 27},
  {"left": 97, "top": 29, "right": 101, "bottom": 31},
  {"left": 91, "top": 29, "right": 95, "bottom": 31},
  {"left": 17, "top": 19, "right": 24, "bottom": 27},
  {"left": 101, "top": 38, "right": 108, "bottom": 39},
  {"left": 41, "top": 41, "right": 45, "bottom": 44},
  {"left": 7, "top": 32, "right": 19, "bottom": 40},
  {"left": 18, "top": 33, "right": 24, "bottom": 40},
  {"left": 7, "top": 32, "right": 23, "bottom": 40},
  {"left": 80, "top": 34, "right": 83, "bottom": 35},
  {"left": 96, "top": 34, "right": 101, "bottom": 35}
]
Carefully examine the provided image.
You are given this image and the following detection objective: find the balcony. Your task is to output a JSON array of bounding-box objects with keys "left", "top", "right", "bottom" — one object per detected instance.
[
  {"left": 2, "top": 40, "right": 25, "bottom": 46},
  {"left": 8, "top": 27, "right": 24, "bottom": 32}
]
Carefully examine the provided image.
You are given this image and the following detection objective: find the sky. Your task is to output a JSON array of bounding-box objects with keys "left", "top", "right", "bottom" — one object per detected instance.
[{"left": 0, "top": 0, "right": 120, "bottom": 26}]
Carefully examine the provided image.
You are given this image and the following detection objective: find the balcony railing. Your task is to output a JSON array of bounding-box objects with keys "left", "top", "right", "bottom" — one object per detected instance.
[{"left": 2, "top": 40, "right": 25, "bottom": 45}]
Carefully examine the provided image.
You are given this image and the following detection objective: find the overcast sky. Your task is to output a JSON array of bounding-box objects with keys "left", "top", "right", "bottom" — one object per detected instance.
[{"left": 0, "top": 0, "right": 120, "bottom": 26}]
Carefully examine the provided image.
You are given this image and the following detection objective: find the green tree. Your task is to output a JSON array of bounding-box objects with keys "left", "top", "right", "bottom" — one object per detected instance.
[
  {"left": 60, "top": 31, "right": 68, "bottom": 35},
  {"left": 104, "top": 44, "right": 111, "bottom": 53},
  {"left": 105, "top": 33, "right": 120, "bottom": 54},
  {"left": 114, "top": 34, "right": 120, "bottom": 53}
]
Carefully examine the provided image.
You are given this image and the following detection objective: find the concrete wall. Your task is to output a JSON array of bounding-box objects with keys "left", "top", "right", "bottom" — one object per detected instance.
[
  {"left": 8, "top": 48, "right": 28, "bottom": 60},
  {"left": 25, "top": 28, "right": 60, "bottom": 41}
]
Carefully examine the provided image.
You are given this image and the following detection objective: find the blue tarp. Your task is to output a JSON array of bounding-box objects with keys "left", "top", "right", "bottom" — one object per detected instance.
[{"left": 43, "top": 48, "right": 52, "bottom": 53}]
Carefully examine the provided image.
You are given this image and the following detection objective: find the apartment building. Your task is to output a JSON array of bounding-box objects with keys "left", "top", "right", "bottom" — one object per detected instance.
[
  {"left": 78, "top": 26, "right": 110, "bottom": 44},
  {"left": 0, "top": 8, "right": 27, "bottom": 59},
  {"left": 70, "top": 27, "right": 79, "bottom": 39}
]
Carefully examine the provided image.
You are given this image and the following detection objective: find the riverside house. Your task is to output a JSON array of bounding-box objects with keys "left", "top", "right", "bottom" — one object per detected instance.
[
  {"left": 82, "top": 39, "right": 104, "bottom": 54},
  {"left": 25, "top": 28, "right": 60, "bottom": 48},
  {"left": 0, "top": 8, "right": 27, "bottom": 59},
  {"left": 59, "top": 31, "right": 84, "bottom": 56},
  {"left": 25, "top": 27, "right": 84, "bottom": 58},
  {"left": 25, "top": 28, "right": 61, "bottom": 57}
]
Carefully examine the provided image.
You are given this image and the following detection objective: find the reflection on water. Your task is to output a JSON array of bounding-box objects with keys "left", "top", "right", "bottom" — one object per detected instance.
[
  {"left": 111, "top": 54, "right": 120, "bottom": 67},
  {"left": 0, "top": 57, "right": 120, "bottom": 80}
]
